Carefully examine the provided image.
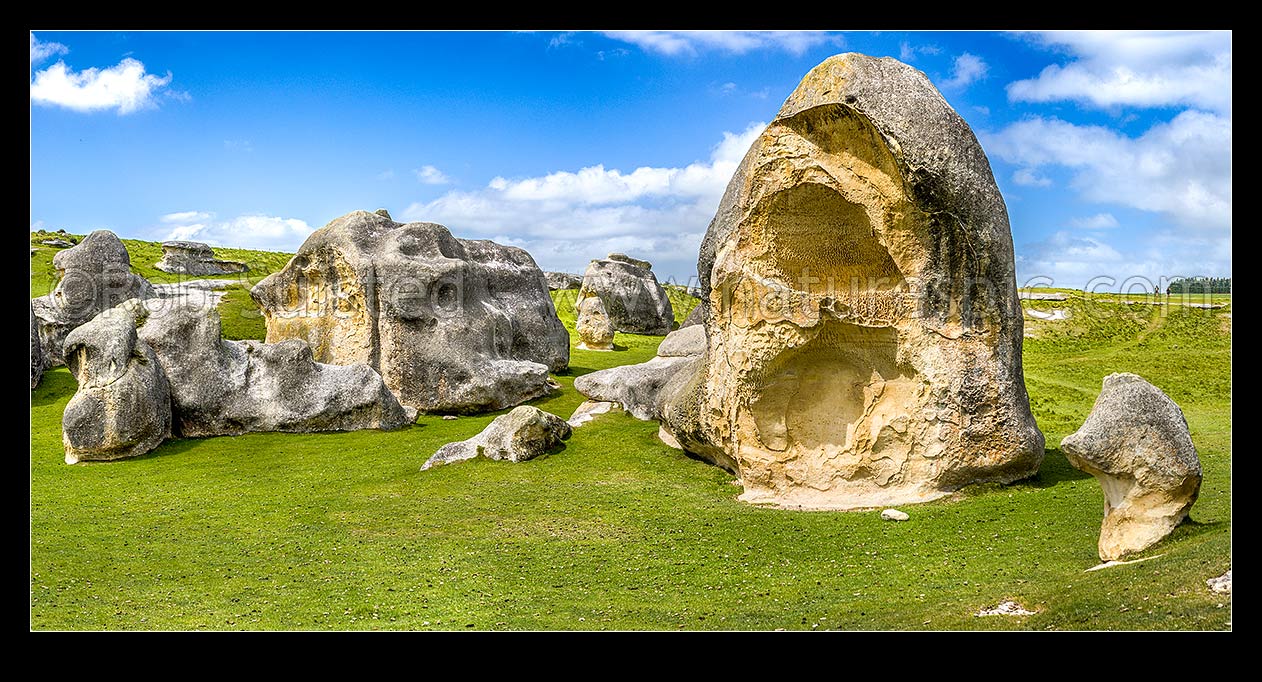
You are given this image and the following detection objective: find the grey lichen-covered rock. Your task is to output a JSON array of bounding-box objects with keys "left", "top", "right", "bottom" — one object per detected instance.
[
  {"left": 656, "top": 325, "right": 705, "bottom": 358},
  {"left": 576, "top": 294, "right": 615, "bottom": 351},
  {"left": 251, "top": 210, "right": 568, "bottom": 413},
  {"left": 421, "top": 405, "right": 571, "bottom": 470},
  {"left": 578, "top": 254, "right": 673, "bottom": 335},
  {"left": 544, "top": 271, "right": 583, "bottom": 290},
  {"left": 32, "top": 230, "right": 154, "bottom": 366},
  {"left": 574, "top": 355, "right": 697, "bottom": 421},
  {"left": 154, "top": 240, "right": 249, "bottom": 276},
  {"left": 62, "top": 302, "right": 171, "bottom": 463},
  {"left": 1061, "top": 373, "right": 1202, "bottom": 562},
  {"left": 138, "top": 300, "right": 410, "bottom": 437},
  {"left": 30, "top": 303, "right": 44, "bottom": 390},
  {"left": 660, "top": 53, "right": 1044, "bottom": 510}
]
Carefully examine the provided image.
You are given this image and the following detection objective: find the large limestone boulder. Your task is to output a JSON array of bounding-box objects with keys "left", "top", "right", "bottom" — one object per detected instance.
[
  {"left": 578, "top": 254, "right": 673, "bottom": 335},
  {"left": 30, "top": 303, "right": 43, "bottom": 389},
  {"left": 154, "top": 240, "right": 249, "bottom": 276},
  {"left": 576, "top": 294, "right": 615, "bottom": 351},
  {"left": 421, "top": 405, "right": 572, "bottom": 470},
  {"left": 545, "top": 271, "right": 582, "bottom": 290},
  {"left": 250, "top": 210, "right": 568, "bottom": 413},
  {"left": 1061, "top": 373, "right": 1202, "bottom": 561},
  {"left": 574, "top": 355, "right": 698, "bottom": 421},
  {"left": 659, "top": 53, "right": 1044, "bottom": 510},
  {"left": 138, "top": 300, "right": 411, "bottom": 437},
  {"left": 31, "top": 230, "right": 154, "bottom": 366},
  {"left": 62, "top": 303, "right": 171, "bottom": 463}
]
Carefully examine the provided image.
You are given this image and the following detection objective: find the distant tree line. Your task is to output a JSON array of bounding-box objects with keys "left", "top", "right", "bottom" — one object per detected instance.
[{"left": 1166, "top": 276, "right": 1231, "bottom": 294}]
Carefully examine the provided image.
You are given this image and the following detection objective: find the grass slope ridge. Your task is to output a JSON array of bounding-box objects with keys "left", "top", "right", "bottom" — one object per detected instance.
[{"left": 31, "top": 260, "right": 1229, "bottom": 629}]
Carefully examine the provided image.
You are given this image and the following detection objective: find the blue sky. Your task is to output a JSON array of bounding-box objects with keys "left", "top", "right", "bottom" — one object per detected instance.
[{"left": 30, "top": 30, "right": 1231, "bottom": 291}]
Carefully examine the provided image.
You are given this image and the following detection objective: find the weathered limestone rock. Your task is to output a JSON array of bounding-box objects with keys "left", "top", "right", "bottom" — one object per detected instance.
[
  {"left": 62, "top": 303, "right": 171, "bottom": 463},
  {"left": 576, "top": 294, "right": 615, "bottom": 351},
  {"left": 574, "top": 355, "right": 697, "bottom": 421},
  {"left": 31, "top": 230, "right": 154, "bottom": 366},
  {"left": 608, "top": 253, "right": 653, "bottom": 271},
  {"left": 545, "top": 272, "right": 583, "bottom": 290},
  {"left": 30, "top": 303, "right": 43, "bottom": 389},
  {"left": 251, "top": 210, "right": 569, "bottom": 413},
  {"left": 578, "top": 254, "right": 673, "bottom": 335},
  {"left": 138, "top": 300, "right": 410, "bottom": 437},
  {"left": 656, "top": 325, "right": 705, "bottom": 358},
  {"left": 880, "top": 509, "right": 909, "bottom": 521},
  {"left": 421, "top": 405, "right": 571, "bottom": 470},
  {"left": 567, "top": 400, "right": 620, "bottom": 428},
  {"left": 659, "top": 53, "right": 1044, "bottom": 510},
  {"left": 1061, "top": 373, "right": 1202, "bottom": 561},
  {"left": 1206, "top": 570, "right": 1231, "bottom": 594},
  {"left": 155, "top": 240, "right": 249, "bottom": 276}
]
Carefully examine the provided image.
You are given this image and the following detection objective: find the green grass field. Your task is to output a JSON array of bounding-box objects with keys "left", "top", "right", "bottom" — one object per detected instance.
[{"left": 31, "top": 239, "right": 1231, "bottom": 630}]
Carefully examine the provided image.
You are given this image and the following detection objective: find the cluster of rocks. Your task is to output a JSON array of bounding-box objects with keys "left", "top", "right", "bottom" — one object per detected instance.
[
  {"left": 34, "top": 229, "right": 79, "bottom": 248},
  {"left": 62, "top": 298, "right": 412, "bottom": 463},
  {"left": 155, "top": 240, "right": 249, "bottom": 276},
  {"left": 35, "top": 52, "right": 1211, "bottom": 570}
]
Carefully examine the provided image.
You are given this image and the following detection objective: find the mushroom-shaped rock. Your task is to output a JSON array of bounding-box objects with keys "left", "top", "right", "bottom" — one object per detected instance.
[
  {"left": 658, "top": 53, "right": 1044, "bottom": 510},
  {"left": 421, "top": 406, "right": 572, "bottom": 470},
  {"left": 62, "top": 302, "right": 171, "bottom": 463},
  {"left": 1061, "top": 373, "right": 1202, "bottom": 561},
  {"left": 250, "top": 210, "right": 568, "bottom": 413},
  {"left": 138, "top": 300, "right": 410, "bottom": 437},
  {"left": 32, "top": 230, "right": 154, "bottom": 366},
  {"left": 576, "top": 294, "right": 615, "bottom": 351},
  {"left": 578, "top": 254, "right": 673, "bottom": 335}
]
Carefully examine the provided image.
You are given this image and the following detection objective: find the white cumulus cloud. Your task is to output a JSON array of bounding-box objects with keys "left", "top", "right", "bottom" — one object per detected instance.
[
  {"left": 602, "top": 31, "right": 836, "bottom": 56},
  {"left": 30, "top": 33, "right": 67, "bottom": 64},
  {"left": 1007, "top": 30, "right": 1232, "bottom": 113},
  {"left": 401, "top": 122, "right": 766, "bottom": 280},
  {"left": 414, "top": 165, "right": 450, "bottom": 185},
  {"left": 1012, "top": 168, "right": 1051, "bottom": 187},
  {"left": 159, "top": 212, "right": 314, "bottom": 251},
  {"left": 1070, "top": 213, "right": 1119, "bottom": 229},
  {"left": 984, "top": 110, "right": 1231, "bottom": 233},
  {"left": 31, "top": 56, "right": 175, "bottom": 114},
  {"left": 940, "top": 53, "right": 989, "bottom": 89}
]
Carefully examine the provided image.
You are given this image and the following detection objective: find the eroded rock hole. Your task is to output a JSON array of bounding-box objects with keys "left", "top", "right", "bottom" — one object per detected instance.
[
  {"left": 749, "top": 323, "right": 909, "bottom": 454},
  {"left": 757, "top": 183, "right": 903, "bottom": 296}
]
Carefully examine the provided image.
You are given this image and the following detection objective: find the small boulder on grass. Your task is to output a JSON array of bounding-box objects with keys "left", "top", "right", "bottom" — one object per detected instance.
[
  {"left": 1061, "top": 373, "right": 1202, "bottom": 562},
  {"left": 422, "top": 406, "right": 571, "bottom": 470}
]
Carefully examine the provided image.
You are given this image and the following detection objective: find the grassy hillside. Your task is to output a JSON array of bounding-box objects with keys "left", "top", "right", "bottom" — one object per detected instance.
[{"left": 31, "top": 268, "right": 1230, "bottom": 630}]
